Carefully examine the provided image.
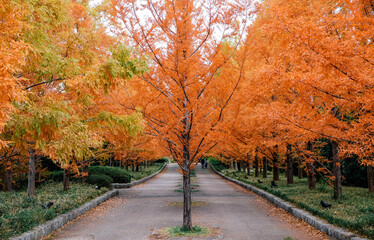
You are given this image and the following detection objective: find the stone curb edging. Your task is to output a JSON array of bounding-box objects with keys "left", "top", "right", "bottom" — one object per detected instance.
[
  {"left": 10, "top": 189, "right": 119, "bottom": 240},
  {"left": 209, "top": 164, "right": 368, "bottom": 240},
  {"left": 112, "top": 163, "right": 167, "bottom": 189}
]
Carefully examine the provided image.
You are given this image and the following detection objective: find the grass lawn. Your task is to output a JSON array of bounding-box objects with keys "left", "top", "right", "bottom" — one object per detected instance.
[
  {"left": 212, "top": 162, "right": 374, "bottom": 239},
  {"left": 0, "top": 182, "right": 110, "bottom": 239},
  {"left": 154, "top": 225, "right": 219, "bottom": 239},
  {"left": 128, "top": 162, "right": 165, "bottom": 180},
  {"left": 168, "top": 201, "right": 207, "bottom": 207}
]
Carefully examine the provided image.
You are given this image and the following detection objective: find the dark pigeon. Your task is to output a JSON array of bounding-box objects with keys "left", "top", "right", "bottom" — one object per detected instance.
[
  {"left": 42, "top": 202, "right": 54, "bottom": 209},
  {"left": 320, "top": 200, "right": 332, "bottom": 208}
]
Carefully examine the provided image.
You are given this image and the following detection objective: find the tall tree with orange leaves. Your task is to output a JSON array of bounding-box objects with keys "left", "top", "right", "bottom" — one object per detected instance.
[
  {"left": 228, "top": 0, "right": 374, "bottom": 197},
  {"left": 108, "top": 0, "right": 255, "bottom": 228}
]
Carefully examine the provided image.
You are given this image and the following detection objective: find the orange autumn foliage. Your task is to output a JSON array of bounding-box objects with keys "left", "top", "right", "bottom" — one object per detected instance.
[
  {"left": 222, "top": 0, "right": 374, "bottom": 165},
  {"left": 107, "top": 0, "right": 256, "bottom": 228},
  {"left": 216, "top": 0, "right": 374, "bottom": 197},
  {"left": 0, "top": 0, "right": 29, "bottom": 145},
  {"left": 108, "top": 0, "right": 255, "bottom": 173}
]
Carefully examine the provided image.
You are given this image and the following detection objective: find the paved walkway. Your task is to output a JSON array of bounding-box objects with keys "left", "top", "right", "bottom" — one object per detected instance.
[{"left": 52, "top": 163, "right": 329, "bottom": 240}]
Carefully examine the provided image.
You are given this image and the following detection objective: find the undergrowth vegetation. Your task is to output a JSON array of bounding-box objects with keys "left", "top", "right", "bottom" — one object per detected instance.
[
  {"left": 88, "top": 166, "right": 131, "bottom": 183},
  {"left": 156, "top": 225, "right": 218, "bottom": 238},
  {"left": 128, "top": 162, "right": 165, "bottom": 180},
  {"left": 0, "top": 182, "right": 109, "bottom": 239}
]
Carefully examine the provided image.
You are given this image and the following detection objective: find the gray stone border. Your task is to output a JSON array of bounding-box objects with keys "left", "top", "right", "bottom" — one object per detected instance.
[
  {"left": 10, "top": 189, "right": 119, "bottom": 240},
  {"left": 112, "top": 162, "right": 167, "bottom": 188},
  {"left": 209, "top": 163, "right": 368, "bottom": 240}
]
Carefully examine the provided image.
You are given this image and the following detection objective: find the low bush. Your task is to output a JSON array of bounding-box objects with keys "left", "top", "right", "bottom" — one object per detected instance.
[
  {"left": 155, "top": 157, "right": 169, "bottom": 163},
  {"left": 47, "top": 170, "right": 64, "bottom": 182},
  {"left": 0, "top": 182, "right": 109, "bottom": 239},
  {"left": 207, "top": 157, "right": 228, "bottom": 172},
  {"left": 87, "top": 174, "right": 113, "bottom": 188},
  {"left": 129, "top": 162, "right": 164, "bottom": 180},
  {"left": 88, "top": 166, "right": 131, "bottom": 183},
  {"left": 46, "top": 171, "right": 80, "bottom": 183}
]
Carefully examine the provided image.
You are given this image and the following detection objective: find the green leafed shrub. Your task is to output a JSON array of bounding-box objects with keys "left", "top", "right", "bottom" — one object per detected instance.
[
  {"left": 47, "top": 170, "right": 64, "bottom": 182},
  {"left": 155, "top": 157, "right": 168, "bottom": 163},
  {"left": 87, "top": 174, "right": 113, "bottom": 188},
  {"left": 88, "top": 166, "right": 131, "bottom": 183},
  {"left": 207, "top": 157, "right": 228, "bottom": 172}
]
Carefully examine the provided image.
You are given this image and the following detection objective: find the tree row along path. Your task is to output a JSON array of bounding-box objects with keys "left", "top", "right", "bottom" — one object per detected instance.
[{"left": 51, "top": 163, "right": 329, "bottom": 240}]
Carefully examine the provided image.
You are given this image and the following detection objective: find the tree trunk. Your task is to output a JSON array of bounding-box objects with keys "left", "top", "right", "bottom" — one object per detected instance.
[
  {"left": 306, "top": 163, "right": 315, "bottom": 189},
  {"left": 136, "top": 164, "right": 140, "bottom": 172},
  {"left": 368, "top": 165, "right": 374, "bottom": 193},
  {"left": 28, "top": 149, "right": 36, "bottom": 197},
  {"left": 183, "top": 171, "right": 192, "bottom": 229},
  {"left": 237, "top": 161, "right": 241, "bottom": 172},
  {"left": 262, "top": 157, "right": 267, "bottom": 178},
  {"left": 254, "top": 153, "right": 259, "bottom": 177},
  {"left": 182, "top": 139, "right": 192, "bottom": 229},
  {"left": 230, "top": 158, "right": 234, "bottom": 169},
  {"left": 331, "top": 140, "right": 342, "bottom": 199},
  {"left": 298, "top": 158, "right": 303, "bottom": 179},
  {"left": 247, "top": 162, "right": 250, "bottom": 175},
  {"left": 63, "top": 169, "right": 70, "bottom": 191},
  {"left": 286, "top": 144, "right": 293, "bottom": 184},
  {"left": 36, "top": 171, "right": 41, "bottom": 186},
  {"left": 5, "top": 167, "right": 12, "bottom": 191},
  {"left": 82, "top": 164, "right": 88, "bottom": 175},
  {"left": 273, "top": 146, "right": 279, "bottom": 181},
  {"left": 306, "top": 142, "right": 315, "bottom": 189}
]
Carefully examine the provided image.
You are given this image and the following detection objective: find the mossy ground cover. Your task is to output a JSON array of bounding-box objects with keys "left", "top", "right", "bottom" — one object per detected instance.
[
  {"left": 174, "top": 188, "right": 200, "bottom": 193},
  {"left": 216, "top": 166, "right": 374, "bottom": 239},
  {"left": 154, "top": 225, "right": 219, "bottom": 239},
  {"left": 174, "top": 170, "right": 199, "bottom": 192},
  {"left": 128, "top": 162, "right": 165, "bottom": 180},
  {"left": 0, "top": 182, "right": 109, "bottom": 239},
  {"left": 168, "top": 201, "right": 207, "bottom": 207}
]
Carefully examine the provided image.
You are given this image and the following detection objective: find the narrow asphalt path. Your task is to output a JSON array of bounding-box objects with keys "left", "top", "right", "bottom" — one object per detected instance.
[{"left": 51, "top": 163, "right": 329, "bottom": 240}]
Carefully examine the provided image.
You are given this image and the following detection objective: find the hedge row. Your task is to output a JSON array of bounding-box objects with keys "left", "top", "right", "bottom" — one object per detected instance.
[{"left": 46, "top": 166, "right": 132, "bottom": 188}]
